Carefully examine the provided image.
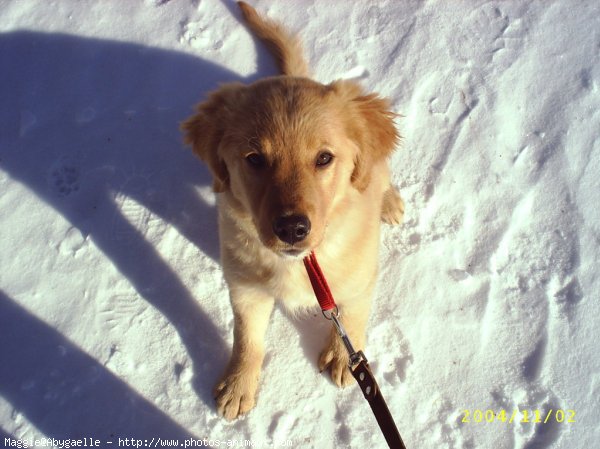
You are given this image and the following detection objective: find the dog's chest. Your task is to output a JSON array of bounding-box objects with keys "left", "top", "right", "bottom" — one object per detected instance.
[{"left": 269, "top": 260, "right": 318, "bottom": 309}]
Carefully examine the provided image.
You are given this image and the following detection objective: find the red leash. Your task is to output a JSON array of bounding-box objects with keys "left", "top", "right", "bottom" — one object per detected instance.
[
  {"left": 303, "top": 252, "right": 407, "bottom": 449},
  {"left": 303, "top": 251, "right": 336, "bottom": 311}
]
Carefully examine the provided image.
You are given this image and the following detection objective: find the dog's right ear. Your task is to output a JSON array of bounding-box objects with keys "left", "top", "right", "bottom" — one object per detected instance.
[{"left": 181, "top": 83, "right": 246, "bottom": 193}]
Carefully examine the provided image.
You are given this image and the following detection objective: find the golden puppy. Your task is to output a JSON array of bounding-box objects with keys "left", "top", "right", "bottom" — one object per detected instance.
[{"left": 182, "top": 2, "right": 404, "bottom": 420}]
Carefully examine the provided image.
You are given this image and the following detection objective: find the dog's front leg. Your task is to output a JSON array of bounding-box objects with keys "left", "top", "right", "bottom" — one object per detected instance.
[{"left": 214, "top": 287, "right": 274, "bottom": 420}]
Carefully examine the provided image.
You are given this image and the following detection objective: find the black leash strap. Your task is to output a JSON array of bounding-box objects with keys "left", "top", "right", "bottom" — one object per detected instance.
[{"left": 351, "top": 353, "right": 407, "bottom": 449}]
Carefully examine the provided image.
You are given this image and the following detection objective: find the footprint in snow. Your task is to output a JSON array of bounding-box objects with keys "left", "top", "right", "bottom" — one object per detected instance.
[
  {"left": 418, "top": 395, "right": 470, "bottom": 449},
  {"left": 510, "top": 385, "right": 564, "bottom": 449},
  {"left": 49, "top": 158, "right": 80, "bottom": 197},
  {"left": 354, "top": 4, "right": 389, "bottom": 40},
  {"left": 180, "top": 20, "right": 223, "bottom": 51},
  {"left": 57, "top": 226, "right": 88, "bottom": 256},
  {"left": 383, "top": 350, "right": 414, "bottom": 385},
  {"left": 449, "top": 4, "right": 511, "bottom": 64},
  {"left": 368, "top": 325, "right": 413, "bottom": 385},
  {"left": 268, "top": 412, "right": 297, "bottom": 442},
  {"left": 550, "top": 276, "right": 583, "bottom": 320}
]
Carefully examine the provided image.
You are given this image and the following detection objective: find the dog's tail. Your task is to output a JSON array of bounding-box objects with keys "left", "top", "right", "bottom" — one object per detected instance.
[{"left": 238, "top": 1, "right": 309, "bottom": 77}]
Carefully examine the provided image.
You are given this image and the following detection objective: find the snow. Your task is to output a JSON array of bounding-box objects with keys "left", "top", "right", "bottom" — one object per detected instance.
[{"left": 1, "top": 1, "right": 599, "bottom": 448}]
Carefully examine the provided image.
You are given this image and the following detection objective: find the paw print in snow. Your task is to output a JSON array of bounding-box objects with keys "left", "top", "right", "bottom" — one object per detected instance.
[
  {"left": 180, "top": 20, "right": 223, "bottom": 51},
  {"left": 50, "top": 159, "right": 80, "bottom": 197}
]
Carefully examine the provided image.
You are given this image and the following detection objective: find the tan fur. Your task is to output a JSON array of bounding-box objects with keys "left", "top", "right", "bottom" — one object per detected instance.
[{"left": 181, "top": 2, "right": 404, "bottom": 420}]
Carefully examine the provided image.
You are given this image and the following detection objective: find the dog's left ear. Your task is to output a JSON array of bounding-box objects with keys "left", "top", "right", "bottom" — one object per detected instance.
[
  {"left": 331, "top": 81, "right": 399, "bottom": 192},
  {"left": 181, "top": 83, "right": 246, "bottom": 193}
]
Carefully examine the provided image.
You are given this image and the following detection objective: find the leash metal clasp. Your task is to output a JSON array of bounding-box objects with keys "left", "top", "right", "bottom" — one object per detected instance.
[
  {"left": 321, "top": 306, "right": 339, "bottom": 321},
  {"left": 322, "top": 307, "right": 367, "bottom": 368}
]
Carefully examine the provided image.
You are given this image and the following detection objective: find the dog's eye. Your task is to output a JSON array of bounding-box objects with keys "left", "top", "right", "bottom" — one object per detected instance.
[
  {"left": 245, "top": 152, "right": 266, "bottom": 168},
  {"left": 316, "top": 151, "right": 334, "bottom": 167}
]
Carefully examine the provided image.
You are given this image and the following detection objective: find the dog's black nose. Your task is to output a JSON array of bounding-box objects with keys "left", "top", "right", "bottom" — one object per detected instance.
[{"left": 273, "top": 214, "right": 311, "bottom": 245}]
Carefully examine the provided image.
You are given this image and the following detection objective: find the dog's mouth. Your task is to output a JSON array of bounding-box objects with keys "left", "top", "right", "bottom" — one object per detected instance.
[
  {"left": 283, "top": 248, "right": 303, "bottom": 255},
  {"left": 279, "top": 247, "right": 310, "bottom": 260}
]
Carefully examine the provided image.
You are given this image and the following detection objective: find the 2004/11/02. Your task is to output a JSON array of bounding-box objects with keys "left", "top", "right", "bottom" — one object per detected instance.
[{"left": 462, "top": 409, "right": 576, "bottom": 424}]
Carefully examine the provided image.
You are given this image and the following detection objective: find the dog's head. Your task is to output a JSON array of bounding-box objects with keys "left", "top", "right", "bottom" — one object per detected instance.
[{"left": 181, "top": 77, "right": 397, "bottom": 258}]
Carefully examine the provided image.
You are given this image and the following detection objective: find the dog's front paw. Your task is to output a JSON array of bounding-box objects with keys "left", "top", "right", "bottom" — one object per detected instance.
[
  {"left": 318, "top": 338, "right": 355, "bottom": 388},
  {"left": 214, "top": 368, "right": 260, "bottom": 420},
  {"left": 381, "top": 187, "right": 404, "bottom": 225}
]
